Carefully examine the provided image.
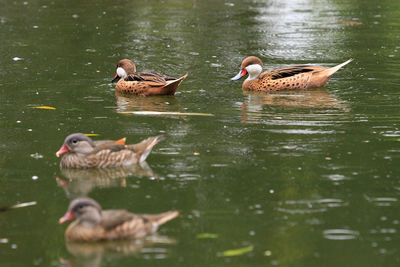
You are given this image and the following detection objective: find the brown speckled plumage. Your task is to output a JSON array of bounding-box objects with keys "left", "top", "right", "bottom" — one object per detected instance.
[
  {"left": 59, "top": 198, "right": 179, "bottom": 241},
  {"left": 112, "top": 59, "right": 188, "bottom": 96},
  {"left": 232, "top": 56, "right": 352, "bottom": 91},
  {"left": 56, "top": 133, "right": 164, "bottom": 168}
]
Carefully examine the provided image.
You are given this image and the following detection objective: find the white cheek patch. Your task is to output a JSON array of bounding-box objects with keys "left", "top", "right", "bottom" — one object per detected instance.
[
  {"left": 245, "top": 64, "right": 263, "bottom": 80},
  {"left": 116, "top": 67, "right": 127, "bottom": 78}
]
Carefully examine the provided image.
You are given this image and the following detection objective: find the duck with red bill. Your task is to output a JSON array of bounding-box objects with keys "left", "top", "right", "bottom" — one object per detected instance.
[
  {"left": 58, "top": 197, "right": 179, "bottom": 241},
  {"left": 55, "top": 133, "right": 162, "bottom": 168}
]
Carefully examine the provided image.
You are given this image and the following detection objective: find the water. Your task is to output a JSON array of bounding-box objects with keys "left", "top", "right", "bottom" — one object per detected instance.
[{"left": 1, "top": 0, "right": 400, "bottom": 266}]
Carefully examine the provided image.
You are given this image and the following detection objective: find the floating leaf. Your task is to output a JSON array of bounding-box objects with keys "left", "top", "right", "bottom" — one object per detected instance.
[
  {"left": 33, "top": 106, "right": 56, "bottom": 110},
  {"left": 11, "top": 201, "right": 37, "bottom": 209},
  {"left": 196, "top": 233, "right": 218, "bottom": 239},
  {"left": 85, "top": 133, "right": 100, "bottom": 137},
  {"left": 0, "top": 201, "right": 37, "bottom": 212},
  {"left": 119, "top": 111, "right": 214, "bottom": 116},
  {"left": 219, "top": 246, "right": 253, "bottom": 257}
]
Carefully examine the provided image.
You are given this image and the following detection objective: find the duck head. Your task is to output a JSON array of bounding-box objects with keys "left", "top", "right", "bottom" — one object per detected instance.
[
  {"left": 112, "top": 59, "right": 137, "bottom": 82},
  {"left": 56, "top": 133, "right": 96, "bottom": 157},
  {"left": 59, "top": 197, "right": 102, "bottom": 227},
  {"left": 231, "top": 56, "right": 264, "bottom": 81}
]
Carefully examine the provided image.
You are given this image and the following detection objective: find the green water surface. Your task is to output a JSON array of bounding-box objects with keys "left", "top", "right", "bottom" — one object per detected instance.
[{"left": 1, "top": 0, "right": 400, "bottom": 266}]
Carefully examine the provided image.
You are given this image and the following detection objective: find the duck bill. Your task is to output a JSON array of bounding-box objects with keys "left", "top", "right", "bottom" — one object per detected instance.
[
  {"left": 59, "top": 211, "right": 75, "bottom": 224},
  {"left": 231, "top": 68, "right": 247, "bottom": 80},
  {"left": 111, "top": 73, "right": 121, "bottom": 83},
  {"left": 56, "top": 145, "right": 70, "bottom": 157}
]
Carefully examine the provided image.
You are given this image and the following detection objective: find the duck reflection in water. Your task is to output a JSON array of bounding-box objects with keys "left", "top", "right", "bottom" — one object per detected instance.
[
  {"left": 60, "top": 228, "right": 176, "bottom": 267},
  {"left": 56, "top": 162, "right": 156, "bottom": 198},
  {"left": 60, "top": 236, "right": 176, "bottom": 267},
  {"left": 58, "top": 197, "right": 178, "bottom": 266},
  {"left": 115, "top": 93, "right": 181, "bottom": 114},
  {"left": 240, "top": 89, "right": 349, "bottom": 124}
]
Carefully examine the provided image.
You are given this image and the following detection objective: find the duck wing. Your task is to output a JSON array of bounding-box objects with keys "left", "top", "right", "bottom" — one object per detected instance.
[
  {"left": 101, "top": 209, "right": 178, "bottom": 238},
  {"left": 124, "top": 72, "right": 177, "bottom": 84},
  {"left": 261, "top": 65, "right": 322, "bottom": 80},
  {"left": 90, "top": 143, "right": 127, "bottom": 154},
  {"left": 100, "top": 209, "right": 141, "bottom": 230},
  {"left": 83, "top": 143, "right": 139, "bottom": 167},
  {"left": 102, "top": 210, "right": 156, "bottom": 238},
  {"left": 143, "top": 71, "right": 177, "bottom": 81},
  {"left": 93, "top": 138, "right": 126, "bottom": 147}
]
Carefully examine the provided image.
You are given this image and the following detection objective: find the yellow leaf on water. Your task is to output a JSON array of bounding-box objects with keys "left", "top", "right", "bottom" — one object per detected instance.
[
  {"left": 85, "top": 133, "right": 100, "bottom": 137},
  {"left": 219, "top": 246, "right": 253, "bottom": 257},
  {"left": 33, "top": 106, "right": 56, "bottom": 110},
  {"left": 196, "top": 233, "right": 218, "bottom": 239}
]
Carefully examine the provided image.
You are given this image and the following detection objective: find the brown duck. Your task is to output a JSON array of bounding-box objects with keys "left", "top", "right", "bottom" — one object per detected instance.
[
  {"left": 59, "top": 197, "right": 179, "bottom": 241},
  {"left": 111, "top": 59, "right": 188, "bottom": 96},
  {"left": 56, "top": 133, "right": 164, "bottom": 168},
  {"left": 231, "top": 56, "right": 352, "bottom": 91}
]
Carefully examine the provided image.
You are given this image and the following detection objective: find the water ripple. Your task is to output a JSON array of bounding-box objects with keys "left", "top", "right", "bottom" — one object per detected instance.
[
  {"left": 365, "top": 195, "right": 398, "bottom": 206},
  {"left": 323, "top": 174, "right": 348, "bottom": 181},
  {"left": 323, "top": 229, "right": 359, "bottom": 240},
  {"left": 276, "top": 198, "right": 347, "bottom": 214},
  {"left": 266, "top": 129, "right": 337, "bottom": 135}
]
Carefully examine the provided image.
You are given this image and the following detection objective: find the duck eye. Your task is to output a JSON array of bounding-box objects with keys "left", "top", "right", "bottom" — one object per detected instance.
[{"left": 72, "top": 139, "right": 78, "bottom": 144}]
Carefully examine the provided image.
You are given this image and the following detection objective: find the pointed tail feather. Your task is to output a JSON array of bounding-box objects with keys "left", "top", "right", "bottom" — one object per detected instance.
[
  {"left": 324, "top": 58, "right": 353, "bottom": 77},
  {"left": 163, "top": 73, "right": 188, "bottom": 95},
  {"left": 166, "top": 73, "right": 188, "bottom": 86},
  {"left": 149, "top": 210, "right": 179, "bottom": 226},
  {"left": 129, "top": 135, "right": 165, "bottom": 163}
]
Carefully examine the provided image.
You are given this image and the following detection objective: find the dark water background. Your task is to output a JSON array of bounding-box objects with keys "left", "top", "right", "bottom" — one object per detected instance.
[{"left": 1, "top": 0, "right": 400, "bottom": 266}]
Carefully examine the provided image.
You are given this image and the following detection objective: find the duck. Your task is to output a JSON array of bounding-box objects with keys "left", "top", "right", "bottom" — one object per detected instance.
[
  {"left": 56, "top": 133, "right": 164, "bottom": 168},
  {"left": 111, "top": 59, "right": 188, "bottom": 96},
  {"left": 59, "top": 197, "right": 179, "bottom": 241},
  {"left": 231, "top": 56, "right": 352, "bottom": 91}
]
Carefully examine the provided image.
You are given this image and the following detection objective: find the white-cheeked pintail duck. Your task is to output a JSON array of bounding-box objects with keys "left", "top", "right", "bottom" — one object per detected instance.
[
  {"left": 231, "top": 56, "right": 352, "bottom": 91},
  {"left": 56, "top": 133, "right": 164, "bottom": 168},
  {"left": 59, "top": 197, "right": 179, "bottom": 241},
  {"left": 111, "top": 59, "right": 188, "bottom": 96}
]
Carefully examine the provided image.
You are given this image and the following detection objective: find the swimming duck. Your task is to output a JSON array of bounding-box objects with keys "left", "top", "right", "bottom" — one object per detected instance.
[
  {"left": 59, "top": 197, "right": 179, "bottom": 241},
  {"left": 111, "top": 59, "right": 188, "bottom": 96},
  {"left": 231, "top": 56, "right": 352, "bottom": 91},
  {"left": 56, "top": 133, "right": 164, "bottom": 168}
]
